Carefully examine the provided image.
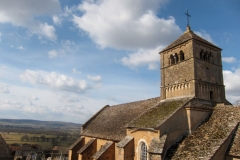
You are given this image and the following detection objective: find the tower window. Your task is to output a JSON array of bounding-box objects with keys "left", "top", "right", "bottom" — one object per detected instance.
[
  {"left": 200, "top": 50, "right": 204, "bottom": 59},
  {"left": 210, "top": 91, "right": 213, "bottom": 100},
  {"left": 180, "top": 51, "right": 185, "bottom": 61},
  {"left": 170, "top": 55, "right": 174, "bottom": 65},
  {"left": 174, "top": 53, "right": 179, "bottom": 63},
  {"left": 140, "top": 142, "right": 147, "bottom": 160},
  {"left": 204, "top": 52, "right": 207, "bottom": 60},
  {"left": 200, "top": 50, "right": 214, "bottom": 63}
]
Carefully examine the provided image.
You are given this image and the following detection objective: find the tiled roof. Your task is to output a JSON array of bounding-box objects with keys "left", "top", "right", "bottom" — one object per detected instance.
[
  {"left": 228, "top": 123, "right": 240, "bottom": 157},
  {"left": 172, "top": 105, "right": 240, "bottom": 160},
  {"left": 116, "top": 136, "right": 133, "bottom": 148},
  {"left": 92, "top": 141, "right": 114, "bottom": 159},
  {"left": 127, "top": 97, "right": 192, "bottom": 128},
  {"left": 78, "top": 138, "right": 95, "bottom": 154},
  {"left": 0, "top": 134, "right": 13, "bottom": 156},
  {"left": 81, "top": 97, "right": 160, "bottom": 141},
  {"left": 160, "top": 27, "right": 221, "bottom": 53},
  {"left": 148, "top": 135, "right": 167, "bottom": 154},
  {"left": 68, "top": 137, "right": 84, "bottom": 150}
]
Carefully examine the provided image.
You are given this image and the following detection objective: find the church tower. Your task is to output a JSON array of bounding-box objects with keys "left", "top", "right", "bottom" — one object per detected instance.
[{"left": 159, "top": 26, "right": 226, "bottom": 102}]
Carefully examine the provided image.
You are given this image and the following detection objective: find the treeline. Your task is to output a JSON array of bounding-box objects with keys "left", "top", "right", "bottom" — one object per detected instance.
[
  {"left": 0, "top": 125, "right": 79, "bottom": 135},
  {"left": 20, "top": 134, "right": 75, "bottom": 146}
]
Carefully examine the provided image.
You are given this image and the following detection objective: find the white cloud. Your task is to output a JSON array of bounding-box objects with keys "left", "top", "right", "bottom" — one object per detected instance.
[
  {"left": 60, "top": 94, "right": 82, "bottom": 103},
  {"left": 222, "top": 57, "right": 237, "bottom": 63},
  {"left": 48, "top": 50, "right": 58, "bottom": 58},
  {"left": 223, "top": 69, "right": 240, "bottom": 101},
  {"left": 53, "top": 15, "right": 61, "bottom": 26},
  {"left": 0, "top": 100, "right": 23, "bottom": 110},
  {"left": 38, "top": 23, "right": 57, "bottom": 41},
  {"left": 0, "top": 0, "right": 61, "bottom": 40},
  {"left": 72, "top": 68, "right": 81, "bottom": 74},
  {"left": 72, "top": 0, "right": 181, "bottom": 50},
  {"left": 0, "top": 83, "right": 10, "bottom": 93},
  {"left": 195, "top": 29, "right": 215, "bottom": 44},
  {"left": 121, "top": 46, "right": 162, "bottom": 69},
  {"left": 18, "top": 69, "right": 104, "bottom": 95},
  {"left": 31, "top": 95, "right": 39, "bottom": 100},
  {"left": 20, "top": 69, "right": 90, "bottom": 93},
  {"left": 17, "top": 46, "right": 25, "bottom": 50},
  {"left": 87, "top": 75, "right": 102, "bottom": 82}
]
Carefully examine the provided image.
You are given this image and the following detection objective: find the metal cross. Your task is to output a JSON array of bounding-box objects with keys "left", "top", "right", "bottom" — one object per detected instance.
[{"left": 185, "top": 9, "right": 191, "bottom": 27}]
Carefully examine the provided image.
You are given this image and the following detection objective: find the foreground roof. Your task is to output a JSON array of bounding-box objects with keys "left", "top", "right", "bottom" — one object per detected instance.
[
  {"left": 0, "top": 134, "right": 13, "bottom": 156},
  {"left": 160, "top": 26, "right": 221, "bottom": 53},
  {"left": 81, "top": 97, "right": 160, "bottom": 141},
  {"left": 172, "top": 105, "right": 240, "bottom": 159},
  {"left": 228, "top": 123, "right": 240, "bottom": 157}
]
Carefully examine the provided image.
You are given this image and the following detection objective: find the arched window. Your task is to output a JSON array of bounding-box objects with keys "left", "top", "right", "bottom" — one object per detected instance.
[
  {"left": 180, "top": 51, "right": 184, "bottom": 61},
  {"left": 140, "top": 142, "right": 147, "bottom": 160},
  {"left": 204, "top": 52, "right": 208, "bottom": 60},
  {"left": 174, "top": 53, "right": 179, "bottom": 63},
  {"left": 208, "top": 52, "right": 213, "bottom": 62},
  {"left": 200, "top": 50, "right": 204, "bottom": 59},
  {"left": 170, "top": 55, "right": 174, "bottom": 65}
]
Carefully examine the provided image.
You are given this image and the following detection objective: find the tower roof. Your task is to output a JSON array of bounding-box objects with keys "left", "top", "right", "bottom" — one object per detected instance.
[{"left": 160, "top": 26, "right": 221, "bottom": 53}]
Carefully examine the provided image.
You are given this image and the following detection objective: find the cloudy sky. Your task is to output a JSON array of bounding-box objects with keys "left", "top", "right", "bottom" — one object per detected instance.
[{"left": 0, "top": 0, "right": 239, "bottom": 123}]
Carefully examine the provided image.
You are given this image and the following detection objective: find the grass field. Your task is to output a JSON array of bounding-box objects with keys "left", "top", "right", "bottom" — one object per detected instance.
[{"left": 1, "top": 132, "right": 78, "bottom": 149}]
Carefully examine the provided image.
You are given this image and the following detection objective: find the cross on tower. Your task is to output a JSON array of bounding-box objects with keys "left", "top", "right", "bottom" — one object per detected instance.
[{"left": 185, "top": 9, "right": 191, "bottom": 27}]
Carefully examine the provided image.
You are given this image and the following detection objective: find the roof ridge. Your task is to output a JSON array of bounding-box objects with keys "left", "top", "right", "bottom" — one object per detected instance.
[
  {"left": 160, "top": 29, "right": 220, "bottom": 53},
  {"left": 112, "top": 97, "right": 160, "bottom": 107},
  {"left": 81, "top": 105, "right": 110, "bottom": 130}
]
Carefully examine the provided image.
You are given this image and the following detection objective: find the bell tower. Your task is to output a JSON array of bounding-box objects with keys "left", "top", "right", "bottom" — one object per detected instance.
[{"left": 159, "top": 26, "right": 226, "bottom": 102}]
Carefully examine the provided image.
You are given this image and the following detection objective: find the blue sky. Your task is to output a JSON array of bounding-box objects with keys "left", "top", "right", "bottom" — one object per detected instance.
[{"left": 0, "top": 0, "right": 239, "bottom": 123}]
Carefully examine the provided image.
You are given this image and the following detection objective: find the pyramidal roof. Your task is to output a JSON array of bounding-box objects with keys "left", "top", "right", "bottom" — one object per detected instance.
[{"left": 160, "top": 26, "right": 221, "bottom": 53}]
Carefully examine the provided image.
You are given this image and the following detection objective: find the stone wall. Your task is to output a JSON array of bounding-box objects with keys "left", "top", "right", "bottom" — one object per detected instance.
[
  {"left": 68, "top": 138, "right": 85, "bottom": 160},
  {"left": 186, "top": 108, "right": 212, "bottom": 134},
  {"left": 160, "top": 35, "right": 226, "bottom": 102},
  {"left": 115, "top": 139, "right": 134, "bottom": 160},
  {"left": 94, "top": 143, "right": 115, "bottom": 160},
  {"left": 127, "top": 129, "right": 160, "bottom": 160},
  {"left": 161, "top": 41, "right": 195, "bottom": 100},
  {"left": 158, "top": 107, "right": 189, "bottom": 158},
  {"left": 81, "top": 139, "right": 97, "bottom": 160}
]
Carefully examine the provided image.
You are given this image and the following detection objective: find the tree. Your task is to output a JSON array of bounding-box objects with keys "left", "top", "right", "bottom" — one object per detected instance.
[{"left": 40, "top": 135, "right": 46, "bottom": 142}]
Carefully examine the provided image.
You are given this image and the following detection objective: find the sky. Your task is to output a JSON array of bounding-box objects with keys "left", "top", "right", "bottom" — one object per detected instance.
[{"left": 0, "top": 0, "right": 239, "bottom": 123}]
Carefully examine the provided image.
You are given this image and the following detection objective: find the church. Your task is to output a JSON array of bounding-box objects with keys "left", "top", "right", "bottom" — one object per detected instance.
[{"left": 68, "top": 25, "right": 240, "bottom": 160}]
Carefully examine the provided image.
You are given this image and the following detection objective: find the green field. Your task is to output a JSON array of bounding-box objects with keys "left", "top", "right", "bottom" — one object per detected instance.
[
  {"left": 1, "top": 132, "right": 78, "bottom": 149},
  {"left": 0, "top": 119, "right": 81, "bottom": 149}
]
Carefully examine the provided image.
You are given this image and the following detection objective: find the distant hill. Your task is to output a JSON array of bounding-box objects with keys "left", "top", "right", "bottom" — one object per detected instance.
[{"left": 0, "top": 119, "right": 82, "bottom": 135}]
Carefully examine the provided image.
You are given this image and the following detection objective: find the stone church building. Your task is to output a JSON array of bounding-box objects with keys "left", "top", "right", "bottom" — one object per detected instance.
[{"left": 68, "top": 26, "right": 240, "bottom": 160}]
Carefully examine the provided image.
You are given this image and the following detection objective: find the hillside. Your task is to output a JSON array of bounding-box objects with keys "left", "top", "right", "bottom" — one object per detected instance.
[{"left": 0, "top": 118, "right": 82, "bottom": 135}]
